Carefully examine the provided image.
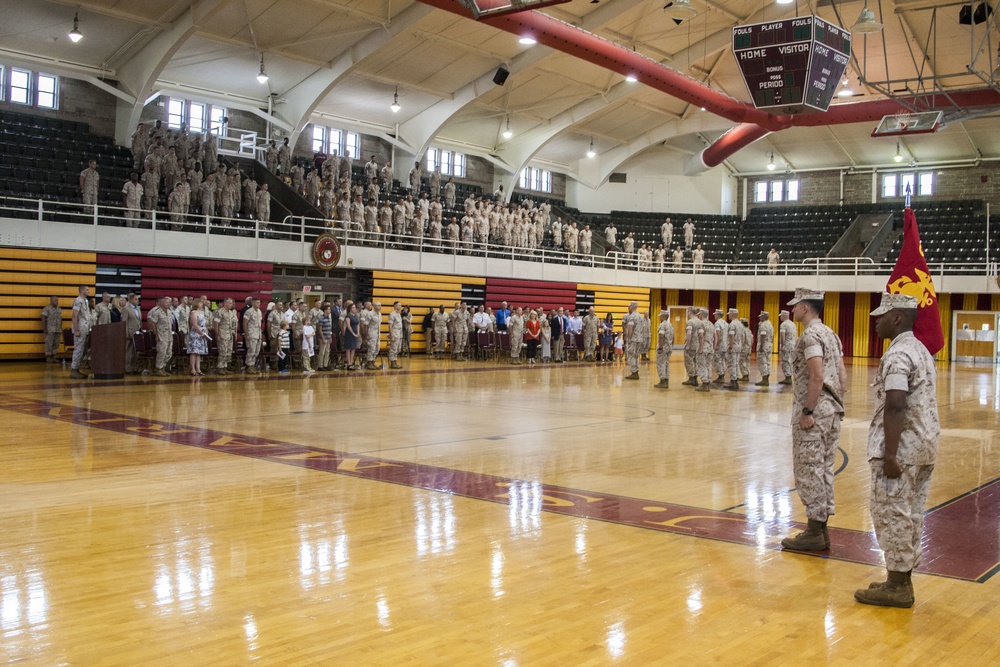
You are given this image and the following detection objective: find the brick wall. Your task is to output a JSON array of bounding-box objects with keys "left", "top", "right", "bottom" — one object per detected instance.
[
  {"left": 0, "top": 76, "right": 116, "bottom": 138},
  {"left": 741, "top": 164, "right": 1000, "bottom": 215}
]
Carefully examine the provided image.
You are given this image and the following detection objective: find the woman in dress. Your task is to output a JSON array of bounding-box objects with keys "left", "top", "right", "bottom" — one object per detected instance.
[
  {"left": 599, "top": 313, "right": 614, "bottom": 363},
  {"left": 524, "top": 309, "right": 541, "bottom": 364},
  {"left": 540, "top": 314, "right": 552, "bottom": 362},
  {"left": 187, "top": 298, "right": 210, "bottom": 376},
  {"left": 343, "top": 303, "right": 361, "bottom": 370}
]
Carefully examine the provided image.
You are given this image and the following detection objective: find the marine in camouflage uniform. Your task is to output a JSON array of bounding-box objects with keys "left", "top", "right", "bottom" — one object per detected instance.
[
  {"left": 147, "top": 297, "right": 174, "bottom": 376},
  {"left": 780, "top": 289, "right": 846, "bottom": 552},
  {"left": 41, "top": 296, "right": 62, "bottom": 361},
  {"left": 681, "top": 307, "right": 698, "bottom": 386},
  {"left": 655, "top": 311, "right": 674, "bottom": 389},
  {"left": 388, "top": 302, "right": 404, "bottom": 369},
  {"left": 362, "top": 302, "right": 383, "bottom": 369},
  {"left": 622, "top": 301, "right": 641, "bottom": 380},
  {"left": 508, "top": 308, "right": 524, "bottom": 363},
  {"left": 243, "top": 300, "right": 263, "bottom": 374},
  {"left": 778, "top": 310, "right": 797, "bottom": 385},
  {"left": 69, "top": 287, "right": 92, "bottom": 378},
  {"left": 582, "top": 307, "right": 599, "bottom": 361},
  {"left": 452, "top": 304, "right": 469, "bottom": 361},
  {"left": 755, "top": 312, "right": 775, "bottom": 387},
  {"left": 695, "top": 309, "right": 712, "bottom": 392},
  {"left": 855, "top": 293, "right": 939, "bottom": 609},
  {"left": 712, "top": 309, "right": 729, "bottom": 383},
  {"left": 740, "top": 319, "right": 752, "bottom": 381},
  {"left": 432, "top": 307, "right": 449, "bottom": 358},
  {"left": 725, "top": 309, "right": 744, "bottom": 391},
  {"left": 214, "top": 299, "right": 239, "bottom": 374}
]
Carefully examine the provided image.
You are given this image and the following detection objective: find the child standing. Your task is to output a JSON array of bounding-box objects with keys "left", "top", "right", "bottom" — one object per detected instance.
[
  {"left": 301, "top": 316, "right": 316, "bottom": 374},
  {"left": 278, "top": 321, "right": 291, "bottom": 373},
  {"left": 614, "top": 333, "right": 624, "bottom": 364}
]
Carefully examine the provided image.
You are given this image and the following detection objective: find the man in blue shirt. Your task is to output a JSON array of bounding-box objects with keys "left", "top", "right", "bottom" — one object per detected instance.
[{"left": 496, "top": 301, "right": 511, "bottom": 331}]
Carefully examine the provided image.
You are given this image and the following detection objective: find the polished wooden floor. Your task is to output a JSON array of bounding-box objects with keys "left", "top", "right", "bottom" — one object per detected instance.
[{"left": 3, "top": 354, "right": 1000, "bottom": 665}]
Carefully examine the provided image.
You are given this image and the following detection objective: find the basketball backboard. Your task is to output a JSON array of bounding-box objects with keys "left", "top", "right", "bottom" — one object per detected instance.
[{"left": 871, "top": 110, "right": 943, "bottom": 137}]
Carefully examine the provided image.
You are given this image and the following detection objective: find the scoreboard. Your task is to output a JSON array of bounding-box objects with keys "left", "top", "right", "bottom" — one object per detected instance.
[{"left": 733, "top": 15, "right": 851, "bottom": 113}]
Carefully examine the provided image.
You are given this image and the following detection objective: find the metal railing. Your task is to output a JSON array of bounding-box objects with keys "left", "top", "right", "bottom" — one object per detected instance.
[{"left": 2, "top": 195, "right": 995, "bottom": 278}]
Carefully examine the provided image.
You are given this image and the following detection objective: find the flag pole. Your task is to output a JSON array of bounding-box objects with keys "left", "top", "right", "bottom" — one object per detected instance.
[{"left": 904, "top": 182, "right": 912, "bottom": 209}]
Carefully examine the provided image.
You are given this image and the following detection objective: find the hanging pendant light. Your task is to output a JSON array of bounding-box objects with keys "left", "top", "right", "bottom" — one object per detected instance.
[
  {"left": 256, "top": 54, "right": 269, "bottom": 84},
  {"left": 390, "top": 87, "right": 401, "bottom": 113},
  {"left": 68, "top": 12, "right": 83, "bottom": 43}
]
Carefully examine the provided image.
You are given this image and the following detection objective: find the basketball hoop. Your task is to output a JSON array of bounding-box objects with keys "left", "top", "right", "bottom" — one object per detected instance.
[{"left": 872, "top": 110, "right": 943, "bottom": 137}]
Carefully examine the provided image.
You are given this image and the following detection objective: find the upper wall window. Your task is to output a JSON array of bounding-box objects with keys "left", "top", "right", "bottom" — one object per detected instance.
[
  {"left": 519, "top": 167, "right": 552, "bottom": 193},
  {"left": 754, "top": 179, "right": 797, "bottom": 203},
  {"left": 166, "top": 97, "right": 226, "bottom": 133},
  {"left": 10, "top": 69, "right": 30, "bottom": 105},
  {"left": 427, "top": 148, "right": 467, "bottom": 178},
  {"left": 311, "top": 124, "right": 358, "bottom": 159},
  {"left": 882, "top": 172, "right": 932, "bottom": 198},
  {"left": 36, "top": 74, "right": 57, "bottom": 108}
]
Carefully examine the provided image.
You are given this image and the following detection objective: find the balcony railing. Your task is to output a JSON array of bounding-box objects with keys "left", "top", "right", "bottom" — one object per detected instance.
[{"left": 2, "top": 195, "right": 994, "bottom": 279}]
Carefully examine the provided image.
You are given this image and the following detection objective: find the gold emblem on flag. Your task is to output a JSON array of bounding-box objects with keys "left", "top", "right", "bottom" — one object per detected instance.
[{"left": 888, "top": 268, "right": 937, "bottom": 308}]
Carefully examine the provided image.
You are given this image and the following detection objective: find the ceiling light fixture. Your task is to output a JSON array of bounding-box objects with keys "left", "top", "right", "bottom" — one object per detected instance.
[
  {"left": 625, "top": 74, "right": 638, "bottom": 83},
  {"left": 519, "top": 36, "right": 536, "bottom": 45},
  {"left": 894, "top": 142, "right": 904, "bottom": 163},
  {"left": 502, "top": 117, "right": 512, "bottom": 139},
  {"left": 587, "top": 138, "right": 596, "bottom": 159},
  {"left": 256, "top": 54, "right": 268, "bottom": 84},
  {"left": 664, "top": 0, "right": 698, "bottom": 22},
  {"left": 775, "top": 0, "right": 794, "bottom": 5},
  {"left": 68, "top": 12, "right": 82, "bottom": 43},
  {"left": 767, "top": 151, "right": 776, "bottom": 170},
  {"left": 852, "top": 5, "right": 883, "bottom": 34},
  {"left": 390, "top": 87, "right": 401, "bottom": 113}
]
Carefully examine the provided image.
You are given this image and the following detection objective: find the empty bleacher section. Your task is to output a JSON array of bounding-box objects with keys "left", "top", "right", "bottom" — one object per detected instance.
[
  {"left": 0, "top": 109, "right": 133, "bottom": 207},
  {"left": 739, "top": 206, "right": 855, "bottom": 264},
  {"left": 881, "top": 200, "right": 989, "bottom": 266}
]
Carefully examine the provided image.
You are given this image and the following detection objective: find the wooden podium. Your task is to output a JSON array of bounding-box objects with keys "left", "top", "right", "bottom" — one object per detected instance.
[{"left": 90, "top": 321, "right": 126, "bottom": 379}]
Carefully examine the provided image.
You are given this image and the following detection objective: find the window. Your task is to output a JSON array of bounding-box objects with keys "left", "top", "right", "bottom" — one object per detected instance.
[
  {"left": 312, "top": 126, "right": 326, "bottom": 153},
  {"left": 345, "top": 131, "right": 360, "bottom": 159},
  {"left": 10, "top": 69, "right": 30, "bottom": 105},
  {"left": 770, "top": 180, "right": 783, "bottom": 202},
  {"left": 188, "top": 102, "right": 206, "bottom": 133},
  {"left": 882, "top": 174, "right": 897, "bottom": 198},
  {"left": 0, "top": 66, "right": 4, "bottom": 101},
  {"left": 900, "top": 173, "right": 915, "bottom": 198},
  {"left": 519, "top": 167, "right": 552, "bottom": 193},
  {"left": 754, "top": 182, "right": 768, "bottom": 203},
  {"left": 167, "top": 99, "right": 185, "bottom": 129},
  {"left": 209, "top": 107, "right": 226, "bottom": 135},
  {"left": 427, "top": 149, "right": 468, "bottom": 178},
  {"left": 786, "top": 179, "right": 799, "bottom": 201},
  {"left": 36, "top": 74, "right": 57, "bottom": 108},
  {"left": 919, "top": 172, "right": 933, "bottom": 196}
]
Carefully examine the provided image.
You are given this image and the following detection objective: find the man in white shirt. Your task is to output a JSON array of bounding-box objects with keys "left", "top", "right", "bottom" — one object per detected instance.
[
  {"left": 568, "top": 310, "right": 583, "bottom": 335},
  {"left": 473, "top": 306, "right": 491, "bottom": 332},
  {"left": 767, "top": 247, "right": 780, "bottom": 274}
]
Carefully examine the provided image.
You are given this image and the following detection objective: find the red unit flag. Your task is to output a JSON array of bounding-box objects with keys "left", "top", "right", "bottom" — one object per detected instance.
[{"left": 886, "top": 207, "right": 945, "bottom": 355}]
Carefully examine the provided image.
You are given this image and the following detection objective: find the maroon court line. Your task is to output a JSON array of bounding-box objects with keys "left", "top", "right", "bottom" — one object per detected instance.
[{"left": 0, "top": 393, "right": 993, "bottom": 582}]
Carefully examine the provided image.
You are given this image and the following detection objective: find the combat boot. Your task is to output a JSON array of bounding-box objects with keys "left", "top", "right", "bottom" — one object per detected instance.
[
  {"left": 390, "top": 361, "right": 402, "bottom": 369},
  {"left": 682, "top": 376, "right": 697, "bottom": 386},
  {"left": 728, "top": 380, "right": 739, "bottom": 391},
  {"left": 655, "top": 379, "right": 668, "bottom": 389},
  {"left": 854, "top": 571, "right": 914, "bottom": 608},
  {"left": 780, "top": 519, "right": 829, "bottom": 551},
  {"left": 779, "top": 376, "right": 792, "bottom": 385},
  {"left": 695, "top": 382, "right": 710, "bottom": 392},
  {"left": 365, "top": 361, "right": 378, "bottom": 370},
  {"left": 70, "top": 368, "right": 88, "bottom": 379},
  {"left": 756, "top": 375, "right": 770, "bottom": 387},
  {"left": 625, "top": 372, "right": 639, "bottom": 380},
  {"left": 741, "top": 374, "right": 750, "bottom": 382}
]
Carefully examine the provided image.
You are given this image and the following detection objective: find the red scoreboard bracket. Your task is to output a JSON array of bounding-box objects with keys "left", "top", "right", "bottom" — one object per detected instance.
[{"left": 733, "top": 15, "right": 851, "bottom": 114}]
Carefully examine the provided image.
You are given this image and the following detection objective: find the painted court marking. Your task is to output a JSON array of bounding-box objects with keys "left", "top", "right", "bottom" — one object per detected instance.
[{"left": 1, "top": 393, "right": 997, "bottom": 582}]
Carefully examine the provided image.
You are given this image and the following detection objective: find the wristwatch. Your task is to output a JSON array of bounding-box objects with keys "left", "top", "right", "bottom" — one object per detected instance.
[{"left": 801, "top": 407, "right": 814, "bottom": 416}]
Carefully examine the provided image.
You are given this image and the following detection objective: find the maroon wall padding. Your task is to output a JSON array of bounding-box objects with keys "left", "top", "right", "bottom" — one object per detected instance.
[
  {"left": 839, "top": 292, "right": 856, "bottom": 357},
  {"left": 677, "top": 290, "right": 693, "bottom": 307},
  {"left": 869, "top": 292, "right": 886, "bottom": 358},
  {"left": 485, "top": 278, "right": 577, "bottom": 311},
  {"left": 708, "top": 291, "right": 721, "bottom": 315},
  {"left": 978, "top": 293, "right": 992, "bottom": 311},
  {"left": 97, "top": 253, "right": 272, "bottom": 313},
  {"left": 749, "top": 291, "right": 765, "bottom": 327}
]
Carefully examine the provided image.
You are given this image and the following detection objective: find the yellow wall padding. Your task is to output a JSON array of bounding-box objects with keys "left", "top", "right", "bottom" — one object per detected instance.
[
  {"left": 0, "top": 248, "right": 96, "bottom": 358},
  {"left": 853, "top": 292, "right": 871, "bottom": 358},
  {"left": 937, "top": 295, "right": 952, "bottom": 362}
]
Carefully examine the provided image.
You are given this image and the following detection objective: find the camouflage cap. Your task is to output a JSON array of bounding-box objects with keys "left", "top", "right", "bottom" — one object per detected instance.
[
  {"left": 759, "top": 311, "right": 769, "bottom": 319},
  {"left": 870, "top": 292, "right": 919, "bottom": 316},
  {"left": 787, "top": 287, "right": 825, "bottom": 305}
]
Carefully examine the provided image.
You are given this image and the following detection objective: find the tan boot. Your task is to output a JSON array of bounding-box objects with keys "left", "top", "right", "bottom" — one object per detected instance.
[
  {"left": 655, "top": 379, "right": 668, "bottom": 388},
  {"left": 756, "top": 375, "right": 770, "bottom": 387},
  {"left": 781, "top": 519, "right": 829, "bottom": 551},
  {"left": 695, "top": 382, "right": 710, "bottom": 392},
  {"left": 625, "top": 372, "right": 639, "bottom": 380},
  {"left": 854, "top": 571, "right": 914, "bottom": 608},
  {"left": 390, "top": 361, "right": 402, "bottom": 369},
  {"left": 69, "top": 368, "right": 88, "bottom": 379},
  {"left": 779, "top": 376, "right": 792, "bottom": 385}
]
